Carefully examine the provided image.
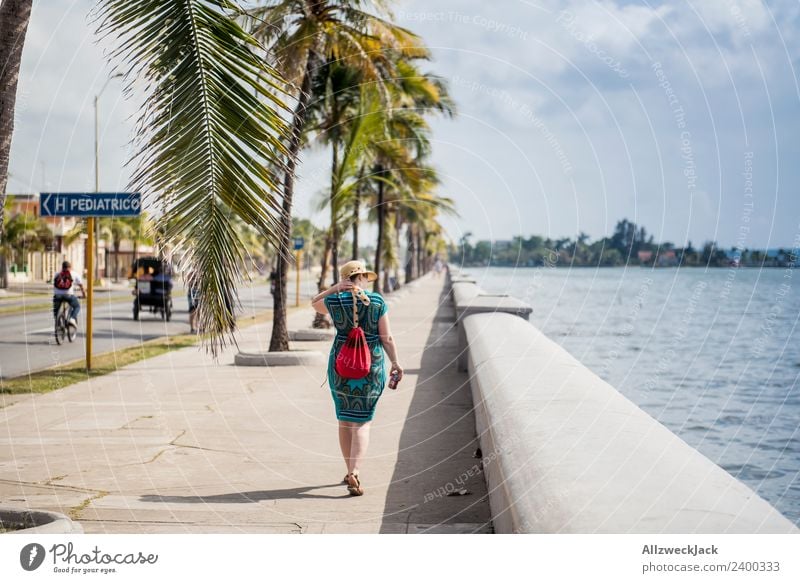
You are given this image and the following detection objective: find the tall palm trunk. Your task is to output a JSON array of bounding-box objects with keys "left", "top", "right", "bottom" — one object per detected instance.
[
  {"left": 405, "top": 222, "right": 415, "bottom": 283},
  {"left": 269, "top": 53, "right": 315, "bottom": 352},
  {"left": 351, "top": 186, "right": 360, "bottom": 261},
  {"left": 351, "top": 167, "right": 364, "bottom": 261},
  {"left": 0, "top": 0, "right": 33, "bottom": 289},
  {"left": 382, "top": 208, "right": 391, "bottom": 292},
  {"left": 329, "top": 123, "right": 340, "bottom": 285},
  {"left": 373, "top": 166, "right": 384, "bottom": 294},
  {"left": 113, "top": 240, "right": 121, "bottom": 282},
  {"left": 416, "top": 227, "right": 424, "bottom": 276},
  {"left": 394, "top": 209, "right": 402, "bottom": 287}
]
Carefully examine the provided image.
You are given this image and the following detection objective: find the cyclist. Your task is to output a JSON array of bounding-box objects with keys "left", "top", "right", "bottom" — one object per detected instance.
[{"left": 53, "top": 260, "right": 86, "bottom": 327}]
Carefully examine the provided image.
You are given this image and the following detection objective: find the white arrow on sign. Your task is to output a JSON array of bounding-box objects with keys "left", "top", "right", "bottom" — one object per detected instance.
[{"left": 41, "top": 194, "right": 53, "bottom": 216}]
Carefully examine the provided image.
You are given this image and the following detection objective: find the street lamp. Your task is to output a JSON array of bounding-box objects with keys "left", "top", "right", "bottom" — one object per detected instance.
[{"left": 93, "top": 72, "right": 123, "bottom": 284}]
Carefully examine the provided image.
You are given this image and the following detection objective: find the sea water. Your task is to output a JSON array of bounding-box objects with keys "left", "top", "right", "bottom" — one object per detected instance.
[{"left": 471, "top": 265, "right": 800, "bottom": 526}]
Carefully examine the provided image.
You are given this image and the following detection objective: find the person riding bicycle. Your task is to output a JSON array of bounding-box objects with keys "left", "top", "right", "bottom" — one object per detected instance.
[{"left": 52, "top": 260, "right": 86, "bottom": 327}]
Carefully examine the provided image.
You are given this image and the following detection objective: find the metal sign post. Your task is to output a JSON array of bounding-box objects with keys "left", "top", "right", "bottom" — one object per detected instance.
[
  {"left": 86, "top": 217, "right": 95, "bottom": 369},
  {"left": 40, "top": 192, "right": 141, "bottom": 370},
  {"left": 293, "top": 237, "right": 304, "bottom": 307}
]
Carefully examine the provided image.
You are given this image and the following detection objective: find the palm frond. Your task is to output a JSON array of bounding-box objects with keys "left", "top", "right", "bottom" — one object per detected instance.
[{"left": 95, "top": 0, "right": 292, "bottom": 356}]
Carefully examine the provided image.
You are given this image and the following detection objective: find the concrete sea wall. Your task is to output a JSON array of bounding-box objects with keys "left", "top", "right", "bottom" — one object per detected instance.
[{"left": 448, "top": 265, "right": 799, "bottom": 533}]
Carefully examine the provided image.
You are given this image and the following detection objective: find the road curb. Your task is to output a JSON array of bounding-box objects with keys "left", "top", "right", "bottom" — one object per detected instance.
[{"left": 234, "top": 350, "right": 327, "bottom": 366}]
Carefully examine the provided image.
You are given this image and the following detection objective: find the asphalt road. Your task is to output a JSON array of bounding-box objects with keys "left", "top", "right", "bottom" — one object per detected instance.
[{"left": 0, "top": 274, "right": 321, "bottom": 380}]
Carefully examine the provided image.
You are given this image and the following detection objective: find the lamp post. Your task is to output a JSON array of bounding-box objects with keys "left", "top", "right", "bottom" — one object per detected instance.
[
  {"left": 85, "top": 72, "right": 122, "bottom": 370},
  {"left": 93, "top": 72, "right": 123, "bottom": 284}
]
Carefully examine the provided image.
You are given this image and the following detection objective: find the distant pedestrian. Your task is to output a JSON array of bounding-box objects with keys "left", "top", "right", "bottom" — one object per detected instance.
[
  {"left": 187, "top": 282, "right": 200, "bottom": 334},
  {"left": 433, "top": 257, "right": 443, "bottom": 277},
  {"left": 311, "top": 260, "right": 404, "bottom": 496},
  {"left": 222, "top": 289, "right": 236, "bottom": 332}
]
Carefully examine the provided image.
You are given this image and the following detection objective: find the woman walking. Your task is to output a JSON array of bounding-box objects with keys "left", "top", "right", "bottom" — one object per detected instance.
[{"left": 311, "top": 260, "right": 403, "bottom": 496}]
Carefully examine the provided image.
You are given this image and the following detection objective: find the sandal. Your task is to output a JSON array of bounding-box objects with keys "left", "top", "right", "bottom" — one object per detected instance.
[
  {"left": 342, "top": 471, "right": 358, "bottom": 484},
  {"left": 346, "top": 472, "right": 364, "bottom": 496}
]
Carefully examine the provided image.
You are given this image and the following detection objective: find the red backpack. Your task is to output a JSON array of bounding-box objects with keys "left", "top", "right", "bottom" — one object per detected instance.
[
  {"left": 54, "top": 269, "right": 73, "bottom": 290},
  {"left": 335, "top": 291, "right": 371, "bottom": 379}
]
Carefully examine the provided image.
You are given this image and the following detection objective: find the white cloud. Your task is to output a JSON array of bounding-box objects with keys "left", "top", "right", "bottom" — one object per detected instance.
[
  {"left": 689, "top": 0, "right": 769, "bottom": 39},
  {"left": 8, "top": 0, "right": 800, "bottom": 249}
]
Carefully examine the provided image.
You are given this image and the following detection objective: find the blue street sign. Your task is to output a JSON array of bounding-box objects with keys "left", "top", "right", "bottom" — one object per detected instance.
[
  {"left": 293, "top": 237, "right": 304, "bottom": 250},
  {"left": 40, "top": 192, "right": 141, "bottom": 217}
]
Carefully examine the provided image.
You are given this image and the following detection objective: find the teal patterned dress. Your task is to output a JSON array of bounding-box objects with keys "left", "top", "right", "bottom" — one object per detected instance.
[{"left": 324, "top": 290, "right": 389, "bottom": 422}]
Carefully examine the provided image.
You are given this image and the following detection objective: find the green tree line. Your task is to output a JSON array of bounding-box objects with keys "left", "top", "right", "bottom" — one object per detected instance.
[{"left": 451, "top": 218, "right": 798, "bottom": 268}]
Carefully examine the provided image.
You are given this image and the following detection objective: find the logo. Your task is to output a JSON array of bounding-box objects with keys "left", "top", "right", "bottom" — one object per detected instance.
[{"left": 20, "top": 543, "right": 46, "bottom": 571}]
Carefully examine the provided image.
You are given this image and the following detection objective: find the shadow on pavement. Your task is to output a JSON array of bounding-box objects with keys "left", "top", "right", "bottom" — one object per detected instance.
[
  {"left": 141, "top": 484, "right": 351, "bottom": 503},
  {"left": 379, "top": 284, "right": 492, "bottom": 533}
]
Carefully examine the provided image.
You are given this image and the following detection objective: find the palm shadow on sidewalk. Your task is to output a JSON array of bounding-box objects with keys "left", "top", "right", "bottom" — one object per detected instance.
[{"left": 141, "top": 483, "right": 351, "bottom": 504}]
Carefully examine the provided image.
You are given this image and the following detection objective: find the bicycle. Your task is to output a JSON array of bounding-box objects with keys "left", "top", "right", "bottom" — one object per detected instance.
[{"left": 54, "top": 297, "right": 77, "bottom": 345}]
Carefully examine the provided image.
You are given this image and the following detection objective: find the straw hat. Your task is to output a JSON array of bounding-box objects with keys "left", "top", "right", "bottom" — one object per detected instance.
[{"left": 339, "top": 260, "right": 378, "bottom": 282}]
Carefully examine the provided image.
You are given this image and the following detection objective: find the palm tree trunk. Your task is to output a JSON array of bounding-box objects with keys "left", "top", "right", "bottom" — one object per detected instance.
[
  {"left": 329, "top": 126, "right": 340, "bottom": 285},
  {"left": 382, "top": 210, "right": 390, "bottom": 292},
  {"left": 113, "top": 241, "right": 121, "bottom": 282},
  {"left": 373, "top": 167, "right": 384, "bottom": 294},
  {"left": 269, "top": 52, "right": 316, "bottom": 352},
  {"left": 394, "top": 209, "right": 402, "bottom": 287},
  {"left": 0, "top": 0, "right": 33, "bottom": 289},
  {"left": 351, "top": 169, "right": 363, "bottom": 261},
  {"left": 405, "top": 222, "right": 415, "bottom": 283},
  {"left": 351, "top": 188, "right": 360, "bottom": 261},
  {"left": 416, "top": 227, "right": 424, "bottom": 276}
]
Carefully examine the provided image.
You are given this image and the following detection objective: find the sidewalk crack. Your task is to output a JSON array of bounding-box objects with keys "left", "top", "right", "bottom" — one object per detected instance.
[{"left": 69, "top": 490, "right": 109, "bottom": 521}]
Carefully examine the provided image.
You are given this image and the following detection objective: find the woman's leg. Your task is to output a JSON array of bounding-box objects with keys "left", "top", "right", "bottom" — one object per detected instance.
[
  {"left": 338, "top": 421, "right": 353, "bottom": 473},
  {"left": 348, "top": 421, "right": 371, "bottom": 476}
]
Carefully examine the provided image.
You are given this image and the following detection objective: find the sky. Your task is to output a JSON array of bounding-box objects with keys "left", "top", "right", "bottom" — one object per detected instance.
[{"left": 7, "top": 0, "right": 800, "bottom": 249}]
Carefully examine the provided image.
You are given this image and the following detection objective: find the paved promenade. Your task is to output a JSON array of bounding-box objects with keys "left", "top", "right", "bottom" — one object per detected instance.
[{"left": 0, "top": 272, "right": 492, "bottom": 533}]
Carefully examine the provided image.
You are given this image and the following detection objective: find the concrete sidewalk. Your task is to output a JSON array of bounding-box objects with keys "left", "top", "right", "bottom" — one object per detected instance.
[{"left": 0, "top": 272, "right": 492, "bottom": 533}]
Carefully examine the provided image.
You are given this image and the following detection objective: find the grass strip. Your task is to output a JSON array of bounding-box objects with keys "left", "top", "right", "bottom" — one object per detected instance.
[{"left": 0, "top": 334, "right": 198, "bottom": 396}]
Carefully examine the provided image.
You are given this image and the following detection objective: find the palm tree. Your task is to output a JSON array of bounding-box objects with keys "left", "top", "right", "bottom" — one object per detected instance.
[
  {"left": 402, "top": 190, "right": 457, "bottom": 283},
  {"left": 310, "top": 63, "right": 361, "bottom": 288},
  {"left": 370, "top": 60, "right": 454, "bottom": 291},
  {"left": 247, "top": 0, "right": 426, "bottom": 350},
  {"left": 2, "top": 212, "right": 52, "bottom": 269},
  {"left": 0, "top": 0, "right": 33, "bottom": 289},
  {"left": 127, "top": 214, "right": 153, "bottom": 269},
  {"left": 95, "top": 0, "right": 292, "bottom": 355},
  {"left": 334, "top": 55, "right": 455, "bottom": 280},
  {"left": 420, "top": 217, "right": 447, "bottom": 273},
  {"left": 99, "top": 217, "right": 134, "bottom": 282},
  {"left": 368, "top": 113, "right": 433, "bottom": 293}
]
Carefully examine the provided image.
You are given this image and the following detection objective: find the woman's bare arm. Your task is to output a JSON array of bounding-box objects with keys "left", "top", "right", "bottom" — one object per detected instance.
[
  {"left": 311, "top": 279, "right": 353, "bottom": 314},
  {"left": 378, "top": 313, "right": 403, "bottom": 380}
]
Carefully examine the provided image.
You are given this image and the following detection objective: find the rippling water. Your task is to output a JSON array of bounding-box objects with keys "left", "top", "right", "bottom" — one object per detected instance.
[{"left": 471, "top": 265, "right": 800, "bottom": 526}]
